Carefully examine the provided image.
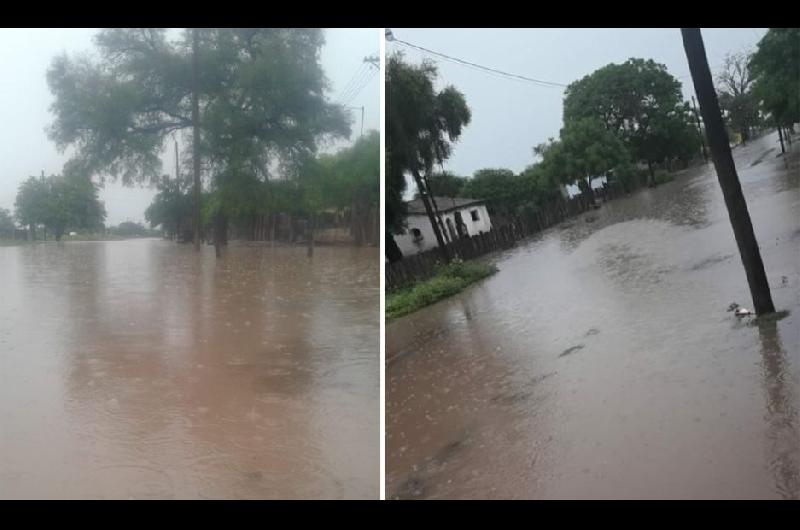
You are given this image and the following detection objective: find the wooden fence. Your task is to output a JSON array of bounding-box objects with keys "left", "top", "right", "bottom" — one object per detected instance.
[{"left": 386, "top": 193, "right": 599, "bottom": 290}]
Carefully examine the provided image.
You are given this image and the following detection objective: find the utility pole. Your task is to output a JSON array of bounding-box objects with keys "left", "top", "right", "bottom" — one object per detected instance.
[
  {"left": 691, "top": 96, "right": 709, "bottom": 162},
  {"left": 345, "top": 106, "right": 365, "bottom": 138},
  {"left": 682, "top": 28, "right": 774, "bottom": 315},
  {"left": 174, "top": 140, "right": 180, "bottom": 188},
  {"left": 191, "top": 28, "right": 201, "bottom": 253},
  {"left": 364, "top": 55, "right": 379, "bottom": 69}
]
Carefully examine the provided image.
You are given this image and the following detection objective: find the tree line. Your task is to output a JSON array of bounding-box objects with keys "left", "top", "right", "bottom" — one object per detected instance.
[
  {"left": 40, "top": 28, "right": 376, "bottom": 255},
  {"left": 386, "top": 28, "right": 799, "bottom": 263}
]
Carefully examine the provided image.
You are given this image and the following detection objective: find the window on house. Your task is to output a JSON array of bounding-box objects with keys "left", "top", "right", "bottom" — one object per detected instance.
[
  {"left": 470, "top": 209, "right": 480, "bottom": 221},
  {"left": 411, "top": 228, "right": 423, "bottom": 241}
]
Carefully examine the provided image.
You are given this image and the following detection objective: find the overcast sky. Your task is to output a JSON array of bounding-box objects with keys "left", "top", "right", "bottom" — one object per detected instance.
[
  {"left": 0, "top": 28, "right": 380, "bottom": 225},
  {"left": 388, "top": 28, "right": 767, "bottom": 189}
]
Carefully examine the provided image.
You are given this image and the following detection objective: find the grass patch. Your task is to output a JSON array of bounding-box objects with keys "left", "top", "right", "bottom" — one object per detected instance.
[
  {"left": 386, "top": 259, "right": 497, "bottom": 321},
  {"left": 654, "top": 170, "right": 674, "bottom": 185}
]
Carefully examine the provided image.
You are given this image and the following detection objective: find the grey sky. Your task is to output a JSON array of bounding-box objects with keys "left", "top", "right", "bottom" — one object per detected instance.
[
  {"left": 0, "top": 28, "right": 380, "bottom": 226},
  {"left": 388, "top": 28, "right": 767, "bottom": 186}
]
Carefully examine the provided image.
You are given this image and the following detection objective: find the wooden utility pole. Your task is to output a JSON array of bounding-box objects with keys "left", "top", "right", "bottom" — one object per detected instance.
[
  {"left": 691, "top": 96, "right": 709, "bottom": 162},
  {"left": 411, "top": 168, "right": 450, "bottom": 263},
  {"left": 682, "top": 28, "right": 775, "bottom": 315},
  {"left": 191, "top": 28, "right": 201, "bottom": 252}
]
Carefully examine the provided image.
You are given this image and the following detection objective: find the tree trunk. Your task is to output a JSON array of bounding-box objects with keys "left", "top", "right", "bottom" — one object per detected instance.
[
  {"left": 411, "top": 167, "right": 450, "bottom": 263},
  {"left": 213, "top": 211, "right": 226, "bottom": 258},
  {"left": 778, "top": 126, "right": 785, "bottom": 154},
  {"left": 682, "top": 28, "right": 775, "bottom": 315},
  {"left": 785, "top": 126, "right": 792, "bottom": 146},
  {"left": 191, "top": 28, "right": 201, "bottom": 253},
  {"left": 307, "top": 213, "right": 314, "bottom": 258},
  {"left": 647, "top": 160, "right": 655, "bottom": 187}
]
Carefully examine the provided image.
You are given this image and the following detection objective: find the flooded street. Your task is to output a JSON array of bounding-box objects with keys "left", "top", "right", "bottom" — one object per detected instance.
[
  {"left": 0, "top": 242, "right": 378, "bottom": 499},
  {"left": 387, "top": 132, "right": 800, "bottom": 499}
]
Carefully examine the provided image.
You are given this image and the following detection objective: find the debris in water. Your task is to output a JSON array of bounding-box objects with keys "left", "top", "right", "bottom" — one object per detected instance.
[{"left": 727, "top": 302, "right": 754, "bottom": 317}]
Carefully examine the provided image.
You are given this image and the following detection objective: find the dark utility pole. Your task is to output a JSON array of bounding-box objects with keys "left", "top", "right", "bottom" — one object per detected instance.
[
  {"left": 191, "top": 28, "right": 201, "bottom": 252},
  {"left": 691, "top": 96, "right": 708, "bottom": 162},
  {"left": 682, "top": 28, "right": 775, "bottom": 315}
]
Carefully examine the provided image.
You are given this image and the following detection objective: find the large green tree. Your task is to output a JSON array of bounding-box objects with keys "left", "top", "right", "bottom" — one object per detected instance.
[
  {"left": 47, "top": 28, "right": 350, "bottom": 253},
  {"left": 14, "top": 171, "right": 106, "bottom": 241},
  {"left": 563, "top": 58, "right": 698, "bottom": 182},
  {"left": 386, "top": 53, "right": 471, "bottom": 262},
  {"left": 749, "top": 29, "right": 800, "bottom": 138},
  {"left": 544, "top": 118, "right": 633, "bottom": 200}
]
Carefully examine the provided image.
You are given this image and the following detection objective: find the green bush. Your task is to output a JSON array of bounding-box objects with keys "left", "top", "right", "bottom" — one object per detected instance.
[{"left": 386, "top": 259, "right": 497, "bottom": 320}]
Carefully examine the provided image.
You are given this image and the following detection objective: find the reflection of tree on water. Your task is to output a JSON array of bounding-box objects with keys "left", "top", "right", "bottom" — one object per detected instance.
[{"left": 756, "top": 316, "right": 800, "bottom": 499}]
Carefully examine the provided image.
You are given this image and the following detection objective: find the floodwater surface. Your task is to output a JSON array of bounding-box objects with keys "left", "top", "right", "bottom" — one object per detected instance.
[
  {"left": 0, "top": 242, "right": 378, "bottom": 499},
  {"left": 387, "top": 132, "right": 800, "bottom": 499}
]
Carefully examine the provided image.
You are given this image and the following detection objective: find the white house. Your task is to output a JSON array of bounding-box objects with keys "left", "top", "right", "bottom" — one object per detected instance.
[{"left": 394, "top": 197, "right": 493, "bottom": 257}]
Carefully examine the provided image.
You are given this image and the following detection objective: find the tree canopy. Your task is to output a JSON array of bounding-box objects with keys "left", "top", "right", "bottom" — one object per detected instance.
[
  {"left": 563, "top": 58, "right": 698, "bottom": 174},
  {"left": 48, "top": 28, "right": 351, "bottom": 203},
  {"left": 425, "top": 171, "right": 468, "bottom": 199},
  {"left": 386, "top": 53, "right": 471, "bottom": 232},
  {"left": 14, "top": 171, "right": 106, "bottom": 241},
  {"left": 749, "top": 28, "right": 800, "bottom": 127}
]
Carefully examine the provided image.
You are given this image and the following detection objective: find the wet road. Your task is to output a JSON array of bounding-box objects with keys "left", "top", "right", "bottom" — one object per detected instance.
[
  {"left": 387, "top": 132, "right": 800, "bottom": 499},
  {"left": 0, "top": 242, "right": 378, "bottom": 499}
]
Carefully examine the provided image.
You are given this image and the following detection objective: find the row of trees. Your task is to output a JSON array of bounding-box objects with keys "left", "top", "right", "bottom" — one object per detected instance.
[
  {"left": 143, "top": 130, "right": 379, "bottom": 248},
  {"left": 386, "top": 54, "right": 704, "bottom": 262},
  {"left": 711, "top": 29, "right": 799, "bottom": 150},
  {"left": 47, "top": 28, "right": 362, "bottom": 257},
  {"left": 387, "top": 27, "right": 799, "bottom": 263}
]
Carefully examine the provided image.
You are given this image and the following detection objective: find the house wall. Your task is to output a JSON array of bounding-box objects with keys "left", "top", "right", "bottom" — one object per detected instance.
[{"left": 395, "top": 204, "right": 492, "bottom": 257}]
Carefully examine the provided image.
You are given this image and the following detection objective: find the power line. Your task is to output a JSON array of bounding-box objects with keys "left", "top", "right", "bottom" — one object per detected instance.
[
  {"left": 341, "top": 67, "right": 377, "bottom": 106},
  {"left": 337, "top": 63, "right": 370, "bottom": 104},
  {"left": 390, "top": 36, "right": 568, "bottom": 89}
]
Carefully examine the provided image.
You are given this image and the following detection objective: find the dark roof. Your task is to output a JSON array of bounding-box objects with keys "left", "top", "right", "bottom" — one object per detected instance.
[{"left": 406, "top": 197, "right": 485, "bottom": 215}]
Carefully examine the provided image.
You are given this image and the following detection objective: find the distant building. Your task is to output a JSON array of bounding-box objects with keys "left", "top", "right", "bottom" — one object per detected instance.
[{"left": 394, "top": 197, "right": 492, "bottom": 257}]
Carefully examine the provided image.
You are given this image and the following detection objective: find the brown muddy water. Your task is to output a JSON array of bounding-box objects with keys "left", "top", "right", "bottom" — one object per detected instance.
[
  {"left": 387, "top": 132, "right": 800, "bottom": 499},
  {"left": 0, "top": 242, "right": 378, "bottom": 499}
]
